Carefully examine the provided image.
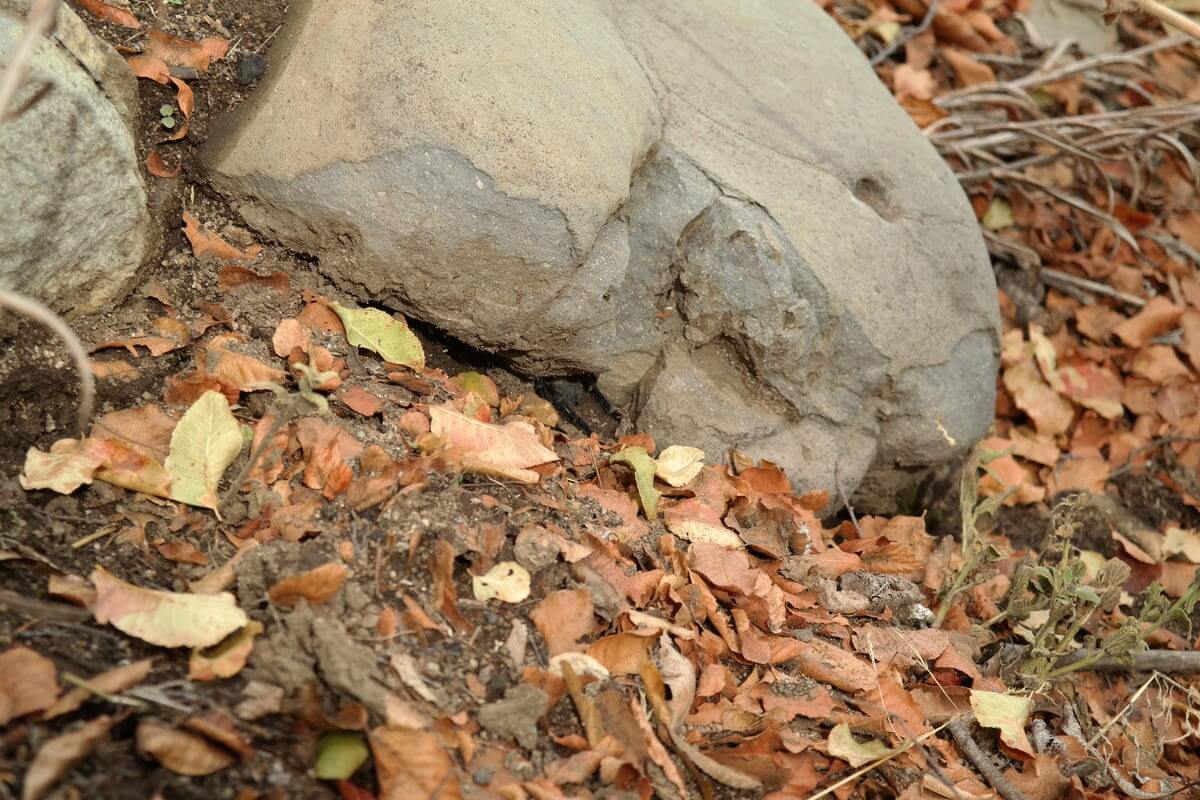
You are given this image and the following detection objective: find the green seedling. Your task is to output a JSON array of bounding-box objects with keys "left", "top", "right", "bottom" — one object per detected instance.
[{"left": 159, "top": 104, "right": 176, "bottom": 129}]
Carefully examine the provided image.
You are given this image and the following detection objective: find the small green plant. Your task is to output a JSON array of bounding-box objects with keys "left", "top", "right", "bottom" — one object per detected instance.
[
  {"left": 932, "top": 444, "right": 1012, "bottom": 627},
  {"left": 1001, "top": 495, "right": 1200, "bottom": 686},
  {"left": 165, "top": 0, "right": 183, "bottom": 6},
  {"left": 159, "top": 104, "right": 176, "bottom": 129}
]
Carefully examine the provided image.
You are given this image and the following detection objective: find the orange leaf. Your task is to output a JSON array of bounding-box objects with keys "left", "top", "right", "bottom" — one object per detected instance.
[
  {"left": 940, "top": 47, "right": 995, "bottom": 86},
  {"left": 183, "top": 212, "right": 262, "bottom": 262},
  {"left": 432, "top": 540, "right": 473, "bottom": 634},
  {"left": 271, "top": 319, "right": 310, "bottom": 357},
  {"left": 218, "top": 264, "right": 288, "bottom": 292},
  {"left": 0, "top": 647, "right": 59, "bottom": 724},
  {"left": 145, "top": 151, "right": 180, "bottom": 177},
  {"left": 268, "top": 563, "right": 349, "bottom": 608},
  {"left": 1114, "top": 296, "right": 1183, "bottom": 348},
  {"left": 429, "top": 405, "right": 558, "bottom": 483},
  {"left": 142, "top": 29, "right": 229, "bottom": 72},
  {"left": 585, "top": 632, "right": 654, "bottom": 676},
  {"left": 157, "top": 540, "right": 210, "bottom": 566},
  {"left": 531, "top": 588, "right": 593, "bottom": 655},
  {"left": 136, "top": 719, "right": 235, "bottom": 776},
  {"left": 74, "top": 0, "right": 141, "bottom": 26},
  {"left": 340, "top": 386, "right": 384, "bottom": 417},
  {"left": 204, "top": 333, "right": 286, "bottom": 390},
  {"left": 789, "top": 639, "right": 877, "bottom": 693},
  {"left": 369, "top": 727, "right": 462, "bottom": 800}
]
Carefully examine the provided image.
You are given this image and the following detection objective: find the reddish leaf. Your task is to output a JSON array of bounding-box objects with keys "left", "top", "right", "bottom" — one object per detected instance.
[
  {"left": 183, "top": 213, "right": 262, "bottom": 262},
  {"left": 74, "top": 0, "right": 140, "bottom": 27}
]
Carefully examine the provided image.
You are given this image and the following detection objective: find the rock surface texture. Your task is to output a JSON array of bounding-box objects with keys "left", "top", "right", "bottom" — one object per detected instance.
[
  {"left": 202, "top": 0, "right": 1000, "bottom": 509},
  {"left": 0, "top": 0, "right": 149, "bottom": 312}
]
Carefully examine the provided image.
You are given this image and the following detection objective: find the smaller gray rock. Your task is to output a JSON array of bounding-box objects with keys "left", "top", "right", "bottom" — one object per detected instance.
[
  {"left": 513, "top": 525, "right": 560, "bottom": 573},
  {"left": 236, "top": 52, "right": 267, "bottom": 85},
  {"left": 476, "top": 683, "right": 549, "bottom": 751}
]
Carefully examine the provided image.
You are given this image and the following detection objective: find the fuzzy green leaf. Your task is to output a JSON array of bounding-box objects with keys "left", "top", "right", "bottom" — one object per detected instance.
[
  {"left": 314, "top": 732, "right": 369, "bottom": 780},
  {"left": 330, "top": 301, "right": 424, "bottom": 369}
]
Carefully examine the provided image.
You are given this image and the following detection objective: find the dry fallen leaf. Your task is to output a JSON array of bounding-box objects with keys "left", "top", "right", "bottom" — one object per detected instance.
[
  {"left": 145, "top": 150, "right": 180, "bottom": 177},
  {"left": 268, "top": 562, "right": 349, "bottom": 608},
  {"left": 91, "top": 566, "right": 249, "bottom": 648},
  {"left": 19, "top": 438, "right": 108, "bottom": 494},
  {"left": 611, "top": 445, "right": 660, "bottom": 518},
  {"left": 430, "top": 405, "right": 558, "bottom": 483},
  {"left": 827, "top": 722, "right": 896, "bottom": 767},
  {"left": 164, "top": 390, "right": 243, "bottom": 510},
  {"left": 22, "top": 715, "right": 115, "bottom": 800},
  {"left": 654, "top": 445, "right": 706, "bottom": 487},
  {"left": 182, "top": 212, "right": 262, "bottom": 261},
  {"left": 0, "top": 646, "right": 59, "bottom": 725},
  {"left": 330, "top": 301, "right": 425, "bottom": 369},
  {"left": 136, "top": 718, "right": 235, "bottom": 776},
  {"left": 340, "top": 386, "right": 384, "bottom": 417},
  {"left": 970, "top": 689, "right": 1034, "bottom": 755},
  {"left": 472, "top": 561, "right": 532, "bottom": 603},
  {"left": 188, "top": 622, "right": 263, "bottom": 681},
  {"left": 369, "top": 727, "right": 463, "bottom": 800},
  {"left": 531, "top": 588, "right": 594, "bottom": 655},
  {"left": 74, "top": 0, "right": 140, "bottom": 27},
  {"left": 142, "top": 29, "right": 229, "bottom": 71}
]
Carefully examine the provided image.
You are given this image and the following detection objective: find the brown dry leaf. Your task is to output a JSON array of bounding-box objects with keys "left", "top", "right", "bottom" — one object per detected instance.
[
  {"left": 183, "top": 212, "right": 262, "bottom": 261},
  {"left": 156, "top": 540, "right": 209, "bottom": 566},
  {"left": 91, "top": 404, "right": 176, "bottom": 463},
  {"left": 1131, "top": 345, "right": 1191, "bottom": 383},
  {"left": 19, "top": 437, "right": 109, "bottom": 494},
  {"left": 142, "top": 29, "right": 229, "bottom": 72},
  {"left": 894, "top": 64, "right": 936, "bottom": 100},
  {"left": 790, "top": 638, "right": 876, "bottom": 693},
  {"left": 340, "top": 386, "right": 384, "bottom": 417},
  {"left": 205, "top": 333, "right": 287, "bottom": 390},
  {"left": 136, "top": 718, "right": 235, "bottom": 776},
  {"left": 268, "top": 563, "right": 349, "bottom": 608},
  {"left": 1003, "top": 358, "right": 1074, "bottom": 436},
  {"left": 1113, "top": 296, "right": 1183, "bottom": 348},
  {"left": 369, "top": 727, "right": 463, "bottom": 799},
  {"left": 585, "top": 632, "right": 654, "bottom": 676},
  {"left": 0, "top": 646, "right": 59, "bottom": 725},
  {"left": 74, "top": 0, "right": 140, "bottom": 27},
  {"left": 429, "top": 405, "right": 558, "bottom": 483},
  {"left": 295, "top": 417, "right": 364, "bottom": 499},
  {"left": 531, "top": 588, "right": 594, "bottom": 655},
  {"left": 145, "top": 150, "right": 180, "bottom": 177},
  {"left": 941, "top": 47, "right": 995, "bottom": 86},
  {"left": 189, "top": 540, "right": 260, "bottom": 594},
  {"left": 91, "top": 566, "right": 249, "bottom": 648},
  {"left": 576, "top": 483, "right": 649, "bottom": 542},
  {"left": 432, "top": 540, "right": 473, "bottom": 634},
  {"left": 218, "top": 263, "right": 288, "bottom": 292},
  {"left": 90, "top": 358, "right": 139, "bottom": 382},
  {"left": 271, "top": 318, "right": 309, "bottom": 357},
  {"left": 1005, "top": 753, "right": 1071, "bottom": 800},
  {"left": 90, "top": 335, "right": 179, "bottom": 357},
  {"left": 188, "top": 622, "right": 262, "bottom": 681},
  {"left": 851, "top": 626, "right": 949, "bottom": 668},
  {"left": 43, "top": 658, "right": 154, "bottom": 720},
  {"left": 22, "top": 715, "right": 115, "bottom": 800}
]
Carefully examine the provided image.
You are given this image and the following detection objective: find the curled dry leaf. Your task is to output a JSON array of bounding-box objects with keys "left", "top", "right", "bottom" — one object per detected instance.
[
  {"left": 655, "top": 445, "right": 705, "bottom": 487},
  {"left": 136, "top": 718, "right": 236, "bottom": 776},
  {"left": 0, "top": 646, "right": 59, "bottom": 725},
  {"left": 22, "top": 715, "right": 114, "bottom": 800},
  {"left": 183, "top": 212, "right": 262, "bottom": 261},
  {"left": 204, "top": 333, "right": 287, "bottom": 391},
  {"left": 970, "top": 690, "right": 1034, "bottom": 755},
  {"left": 268, "top": 562, "right": 349, "bottom": 608},
  {"left": 430, "top": 405, "right": 558, "bottom": 483},
  {"left": 449, "top": 371, "right": 499, "bottom": 406},
  {"left": 218, "top": 263, "right": 289, "bottom": 293},
  {"left": 585, "top": 632, "right": 653, "bottom": 676},
  {"left": 369, "top": 727, "right": 463, "bottom": 800},
  {"left": 142, "top": 29, "right": 229, "bottom": 71},
  {"left": 91, "top": 566, "right": 249, "bottom": 648},
  {"left": 790, "top": 638, "right": 877, "bottom": 693},
  {"left": 19, "top": 438, "right": 108, "bottom": 494},
  {"left": 156, "top": 540, "right": 209, "bottom": 566},
  {"left": 145, "top": 150, "right": 180, "bottom": 177},
  {"left": 472, "top": 561, "right": 531, "bottom": 603},
  {"left": 43, "top": 658, "right": 154, "bottom": 720},
  {"left": 340, "top": 386, "right": 384, "bottom": 417},
  {"left": 188, "top": 621, "right": 263, "bottom": 681},
  {"left": 827, "top": 722, "right": 896, "bottom": 767},
  {"left": 272, "top": 318, "right": 309, "bottom": 357},
  {"left": 655, "top": 633, "right": 696, "bottom": 729},
  {"left": 330, "top": 301, "right": 425, "bottom": 369}
]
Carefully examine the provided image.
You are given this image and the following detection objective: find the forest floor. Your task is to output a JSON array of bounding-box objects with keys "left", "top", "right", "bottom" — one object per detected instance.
[{"left": 3, "top": 1, "right": 1200, "bottom": 800}]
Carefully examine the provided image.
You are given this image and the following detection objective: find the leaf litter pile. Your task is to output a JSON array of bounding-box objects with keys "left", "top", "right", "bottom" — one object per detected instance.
[{"left": 7, "top": 3, "right": 1200, "bottom": 800}]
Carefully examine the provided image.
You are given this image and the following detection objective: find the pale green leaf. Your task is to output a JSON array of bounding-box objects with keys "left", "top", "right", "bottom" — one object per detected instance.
[
  {"left": 982, "top": 198, "right": 1014, "bottom": 231},
  {"left": 611, "top": 446, "right": 660, "bottom": 519},
  {"left": 92, "top": 566, "right": 248, "bottom": 648},
  {"left": 315, "top": 732, "right": 369, "bottom": 780},
  {"left": 165, "top": 391, "right": 243, "bottom": 510},
  {"left": 827, "top": 722, "right": 895, "bottom": 767},
  {"left": 970, "top": 689, "right": 1033, "bottom": 754},
  {"left": 472, "top": 561, "right": 531, "bottom": 603},
  {"left": 330, "top": 301, "right": 425, "bottom": 369}
]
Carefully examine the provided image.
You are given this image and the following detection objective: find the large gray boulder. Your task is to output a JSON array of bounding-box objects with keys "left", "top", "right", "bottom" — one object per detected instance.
[
  {"left": 0, "top": 0, "right": 149, "bottom": 312},
  {"left": 202, "top": 0, "right": 999, "bottom": 510}
]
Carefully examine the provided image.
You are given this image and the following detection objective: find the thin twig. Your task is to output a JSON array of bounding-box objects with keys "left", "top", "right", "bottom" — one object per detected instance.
[
  {"left": 1040, "top": 267, "right": 1147, "bottom": 308},
  {"left": 869, "top": 0, "right": 938, "bottom": 66},
  {"left": 0, "top": 290, "right": 94, "bottom": 436},
  {"left": 1059, "top": 648, "right": 1200, "bottom": 674},
  {"left": 1124, "top": 0, "right": 1200, "bottom": 40},
  {"left": 947, "top": 717, "right": 1028, "bottom": 800}
]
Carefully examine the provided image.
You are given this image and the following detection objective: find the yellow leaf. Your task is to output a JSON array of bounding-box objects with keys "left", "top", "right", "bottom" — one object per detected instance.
[
  {"left": 611, "top": 446, "right": 660, "bottom": 519},
  {"left": 20, "top": 438, "right": 106, "bottom": 494},
  {"left": 472, "top": 561, "right": 531, "bottom": 603},
  {"left": 165, "top": 391, "right": 243, "bottom": 510},
  {"left": 970, "top": 689, "right": 1033, "bottom": 755},
  {"left": 429, "top": 404, "right": 558, "bottom": 483},
  {"left": 827, "top": 722, "right": 896, "bottom": 767},
  {"left": 92, "top": 566, "right": 249, "bottom": 648},
  {"left": 330, "top": 301, "right": 424, "bottom": 369},
  {"left": 1164, "top": 527, "right": 1200, "bottom": 563},
  {"left": 982, "top": 198, "right": 1013, "bottom": 230},
  {"left": 654, "top": 445, "right": 705, "bottom": 488}
]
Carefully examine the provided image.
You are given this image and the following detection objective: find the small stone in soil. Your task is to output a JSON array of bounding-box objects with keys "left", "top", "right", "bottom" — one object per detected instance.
[
  {"left": 237, "top": 53, "right": 268, "bottom": 85},
  {"left": 473, "top": 767, "right": 494, "bottom": 785}
]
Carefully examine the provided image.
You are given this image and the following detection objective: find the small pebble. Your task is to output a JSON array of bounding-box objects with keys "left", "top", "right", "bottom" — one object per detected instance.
[
  {"left": 473, "top": 767, "right": 493, "bottom": 786},
  {"left": 236, "top": 52, "right": 268, "bottom": 85}
]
